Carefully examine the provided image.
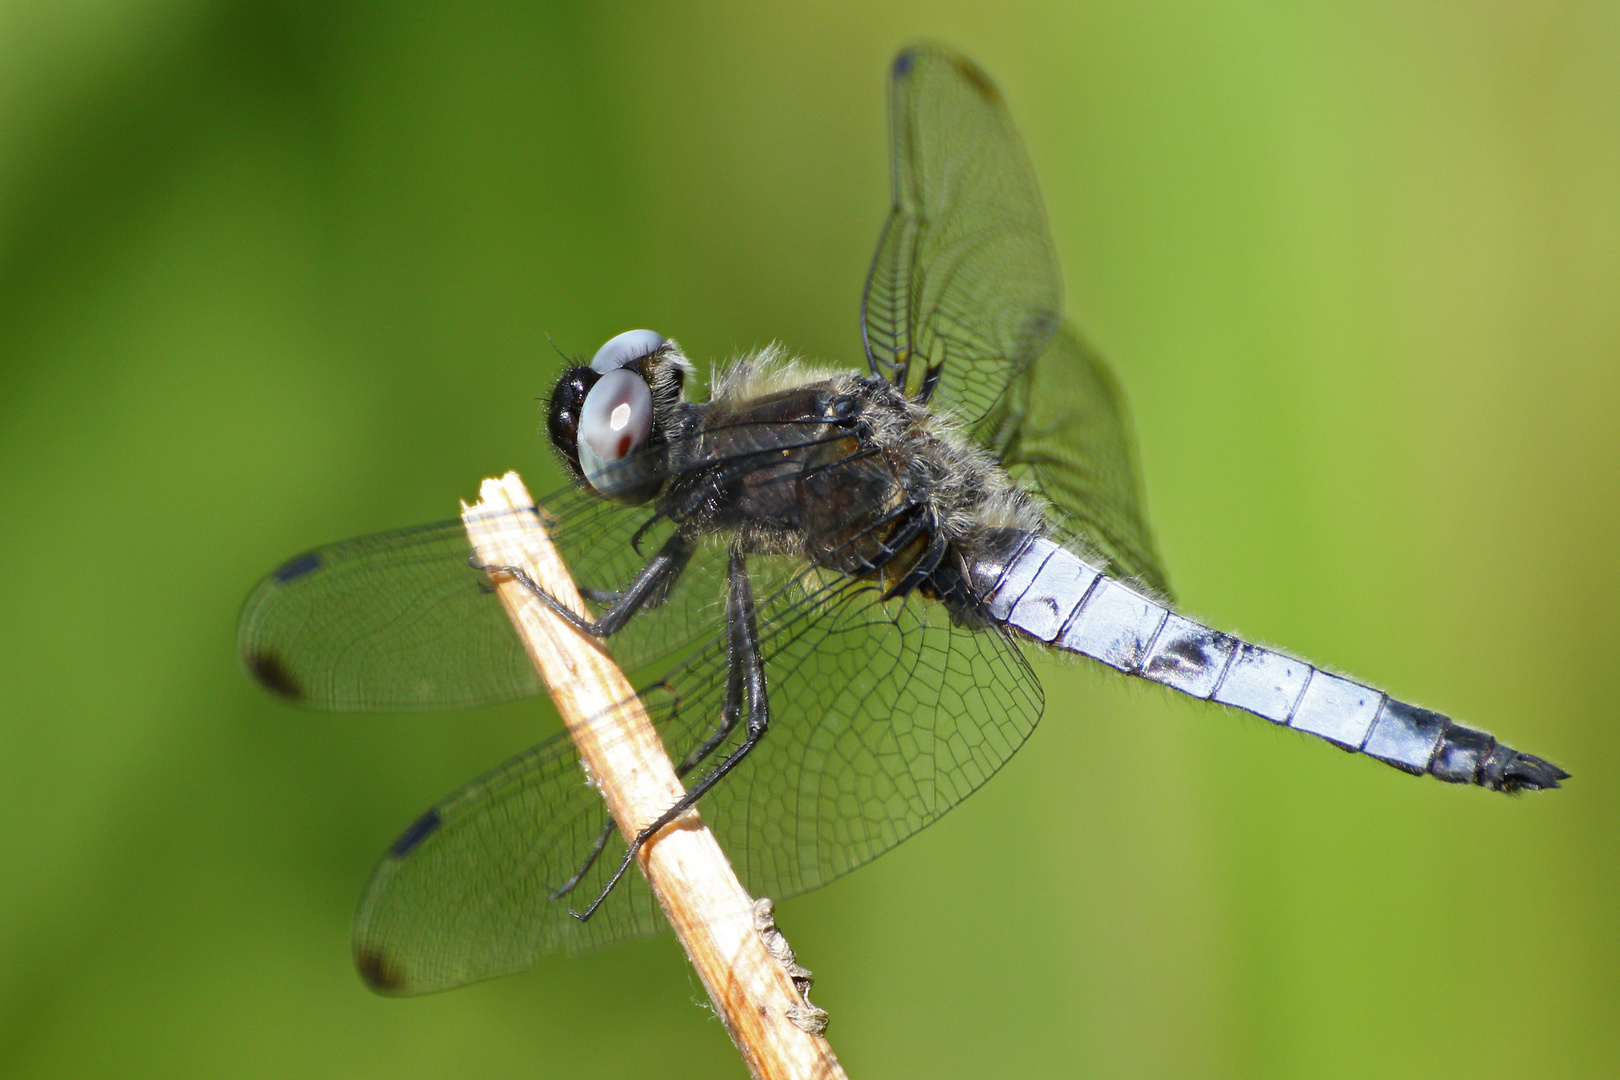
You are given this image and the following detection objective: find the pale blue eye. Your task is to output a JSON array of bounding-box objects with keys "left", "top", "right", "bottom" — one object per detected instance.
[
  {"left": 590, "top": 329, "right": 666, "bottom": 373},
  {"left": 576, "top": 368, "right": 654, "bottom": 490}
]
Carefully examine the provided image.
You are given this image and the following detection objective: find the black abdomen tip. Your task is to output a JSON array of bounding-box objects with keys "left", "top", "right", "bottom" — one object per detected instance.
[
  {"left": 1487, "top": 750, "right": 1570, "bottom": 793},
  {"left": 1431, "top": 724, "right": 1569, "bottom": 793}
]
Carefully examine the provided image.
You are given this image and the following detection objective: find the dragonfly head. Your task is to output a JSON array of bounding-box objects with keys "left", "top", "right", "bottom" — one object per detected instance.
[{"left": 548, "top": 329, "right": 691, "bottom": 503}]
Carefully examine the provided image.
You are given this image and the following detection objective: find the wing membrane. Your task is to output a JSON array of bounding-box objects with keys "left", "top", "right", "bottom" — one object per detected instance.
[
  {"left": 697, "top": 568, "right": 1044, "bottom": 899},
  {"left": 237, "top": 511, "right": 546, "bottom": 711},
  {"left": 979, "top": 322, "right": 1171, "bottom": 597},
  {"left": 352, "top": 729, "right": 667, "bottom": 994},
  {"left": 353, "top": 563, "right": 1044, "bottom": 992},
  {"left": 863, "top": 44, "right": 1062, "bottom": 423},
  {"left": 236, "top": 481, "right": 728, "bottom": 711}
]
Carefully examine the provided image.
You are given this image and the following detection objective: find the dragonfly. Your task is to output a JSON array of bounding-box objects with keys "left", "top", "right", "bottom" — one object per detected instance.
[{"left": 239, "top": 44, "right": 1567, "bottom": 996}]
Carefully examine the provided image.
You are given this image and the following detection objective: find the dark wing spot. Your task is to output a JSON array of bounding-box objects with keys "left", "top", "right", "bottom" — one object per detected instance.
[
  {"left": 952, "top": 56, "right": 1001, "bottom": 103},
  {"left": 273, "top": 551, "right": 322, "bottom": 583},
  {"left": 893, "top": 50, "right": 916, "bottom": 78},
  {"left": 246, "top": 650, "right": 302, "bottom": 701},
  {"left": 388, "top": 809, "right": 442, "bottom": 858},
  {"left": 355, "top": 947, "right": 407, "bottom": 994}
]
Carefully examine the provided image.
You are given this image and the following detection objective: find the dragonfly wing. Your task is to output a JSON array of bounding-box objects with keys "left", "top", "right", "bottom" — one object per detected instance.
[
  {"left": 352, "top": 728, "right": 667, "bottom": 994},
  {"left": 863, "top": 43, "right": 1063, "bottom": 425},
  {"left": 659, "top": 563, "right": 1046, "bottom": 901},
  {"left": 237, "top": 511, "right": 547, "bottom": 711},
  {"left": 237, "top": 484, "right": 730, "bottom": 711},
  {"left": 543, "top": 484, "right": 735, "bottom": 685},
  {"left": 978, "top": 321, "right": 1172, "bottom": 598},
  {"left": 351, "top": 558, "right": 1043, "bottom": 990}
]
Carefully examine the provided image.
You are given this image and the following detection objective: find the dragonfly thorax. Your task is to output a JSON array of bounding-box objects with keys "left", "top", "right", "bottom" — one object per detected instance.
[{"left": 654, "top": 353, "right": 1047, "bottom": 611}]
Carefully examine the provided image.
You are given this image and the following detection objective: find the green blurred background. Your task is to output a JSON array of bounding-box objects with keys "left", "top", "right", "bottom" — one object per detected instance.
[{"left": 2, "top": 2, "right": 1615, "bottom": 1077}]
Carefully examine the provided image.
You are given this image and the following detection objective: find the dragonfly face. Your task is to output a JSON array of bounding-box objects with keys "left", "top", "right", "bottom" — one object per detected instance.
[
  {"left": 239, "top": 44, "right": 1567, "bottom": 997},
  {"left": 550, "top": 329, "right": 691, "bottom": 502}
]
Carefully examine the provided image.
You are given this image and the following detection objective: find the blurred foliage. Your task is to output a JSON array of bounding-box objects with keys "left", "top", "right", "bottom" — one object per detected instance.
[{"left": 1, "top": 2, "right": 1616, "bottom": 1077}]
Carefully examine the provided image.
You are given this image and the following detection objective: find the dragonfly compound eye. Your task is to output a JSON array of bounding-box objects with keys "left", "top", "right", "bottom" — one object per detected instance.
[
  {"left": 590, "top": 328, "right": 667, "bottom": 373},
  {"left": 547, "top": 366, "right": 599, "bottom": 472},
  {"left": 577, "top": 368, "right": 654, "bottom": 492}
]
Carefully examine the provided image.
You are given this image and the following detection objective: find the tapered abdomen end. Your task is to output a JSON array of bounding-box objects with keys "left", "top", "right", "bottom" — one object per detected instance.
[
  {"left": 973, "top": 533, "right": 1572, "bottom": 794},
  {"left": 1430, "top": 725, "right": 1570, "bottom": 792},
  {"left": 1497, "top": 753, "right": 1571, "bottom": 792}
]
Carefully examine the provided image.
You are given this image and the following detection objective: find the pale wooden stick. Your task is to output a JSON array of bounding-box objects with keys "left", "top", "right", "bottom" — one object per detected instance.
[{"left": 462, "top": 472, "right": 847, "bottom": 1080}]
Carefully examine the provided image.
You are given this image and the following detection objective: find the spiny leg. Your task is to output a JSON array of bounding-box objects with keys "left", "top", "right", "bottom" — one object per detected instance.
[
  {"left": 549, "top": 677, "right": 747, "bottom": 901},
  {"left": 674, "top": 631, "right": 750, "bottom": 776},
  {"left": 476, "top": 530, "right": 692, "bottom": 901},
  {"left": 570, "top": 547, "right": 771, "bottom": 922},
  {"left": 472, "top": 532, "right": 691, "bottom": 638},
  {"left": 549, "top": 507, "right": 921, "bottom": 906},
  {"left": 549, "top": 818, "right": 617, "bottom": 900}
]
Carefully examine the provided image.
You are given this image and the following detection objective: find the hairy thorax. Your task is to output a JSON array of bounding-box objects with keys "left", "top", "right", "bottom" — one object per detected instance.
[{"left": 658, "top": 352, "right": 1046, "bottom": 594}]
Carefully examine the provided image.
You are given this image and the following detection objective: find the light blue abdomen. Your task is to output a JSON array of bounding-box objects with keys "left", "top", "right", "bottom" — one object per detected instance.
[{"left": 978, "top": 534, "right": 1563, "bottom": 791}]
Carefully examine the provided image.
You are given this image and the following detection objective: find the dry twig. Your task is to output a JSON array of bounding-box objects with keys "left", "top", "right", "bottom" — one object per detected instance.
[{"left": 462, "top": 472, "right": 846, "bottom": 1080}]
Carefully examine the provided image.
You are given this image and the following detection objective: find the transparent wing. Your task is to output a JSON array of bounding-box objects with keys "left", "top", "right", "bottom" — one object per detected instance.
[
  {"left": 352, "top": 729, "right": 667, "bottom": 994},
  {"left": 861, "top": 46, "right": 1168, "bottom": 593},
  {"left": 352, "top": 564, "right": 1045, "bottom": 994},
  {"left": 236, "top": 481, "right": 729, "bottom": 712},
  {"left": 237, "top": 511, "right": 545, "bottom": 711},
  {"left": 979, "top": 322, "right": 1172, "bottom": 598},
  {"left": 695, "top": 568, "right": 1045, "bottom": 899},
  {"left": 862, "top": 43, "right": 1062, "bottom": 424}
]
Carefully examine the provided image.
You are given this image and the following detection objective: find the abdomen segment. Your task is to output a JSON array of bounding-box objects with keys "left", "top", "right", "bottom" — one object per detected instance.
[{"left": 978, "top": 534, "right": 1568, "bottom": 792}]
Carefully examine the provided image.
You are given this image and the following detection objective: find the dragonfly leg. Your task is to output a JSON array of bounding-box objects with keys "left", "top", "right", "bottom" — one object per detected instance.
[
  {"left": 570, "top": 547, "right": 770, "bottom": 922},
  {"left": 548, "top": 816, "right": 617, "bottom": 899},
  {"left": 675, "top": 639, "right": 749, "bottom": 776},
  {"left": 550, "top": 679, "right": 741, "bottom": 901},
  {"left": 473, "top": 533, "right": 691, "bottom": 638}
]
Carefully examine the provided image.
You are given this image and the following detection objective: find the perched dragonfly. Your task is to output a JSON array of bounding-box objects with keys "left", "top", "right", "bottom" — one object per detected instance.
[{"left": 240, "top": 45, "right": 1567, "bottom": 996}]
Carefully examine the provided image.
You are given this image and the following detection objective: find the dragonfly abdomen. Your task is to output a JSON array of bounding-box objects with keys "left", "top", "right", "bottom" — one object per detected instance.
[{"left": 976, "top": 533, "right": 1567, "bottom": 793}]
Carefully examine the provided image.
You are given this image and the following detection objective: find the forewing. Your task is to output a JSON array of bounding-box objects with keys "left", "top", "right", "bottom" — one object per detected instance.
[
  {"left": 237, "top": 510, "right": 546, "bottom": 711},
  {"left": 980, "top": 322, "right": 1172, "bottom": 598},
  {"left": 863, "top": 44, "right": 1063, "bottom": 424},
  {"left": 237, "top": 483, "right": 726, "bottom": 711}
]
